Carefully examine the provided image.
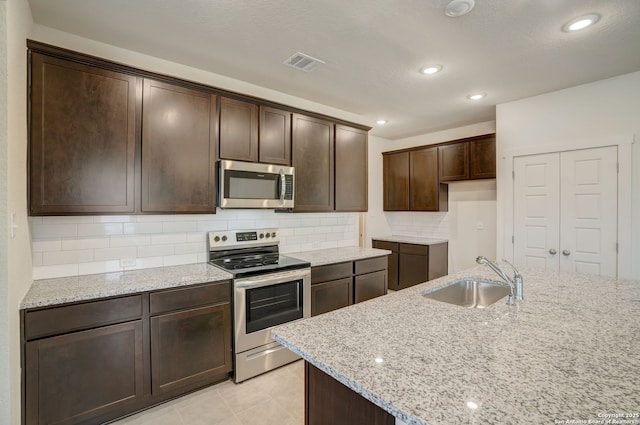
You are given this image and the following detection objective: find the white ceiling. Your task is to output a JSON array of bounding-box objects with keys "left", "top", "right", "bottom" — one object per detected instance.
[{"left": 27, "top": 0, "right": 640, "bottom": 140}]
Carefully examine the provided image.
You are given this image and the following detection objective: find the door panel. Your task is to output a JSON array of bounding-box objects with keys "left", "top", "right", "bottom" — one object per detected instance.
[
  {"left": 513, "top": 147, "right": 618, "bottom": 277},
  {"left": 514, "top": 153, "right": 560, "bottom": 270},
  {"left": 559, "top": 147, "right": 618, "bottom": 277}
]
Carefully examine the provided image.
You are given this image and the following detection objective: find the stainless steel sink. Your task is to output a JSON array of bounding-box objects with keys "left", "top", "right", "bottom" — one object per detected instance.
[{"left": 423, "top": 278, "right": 511, "bottom": 308}]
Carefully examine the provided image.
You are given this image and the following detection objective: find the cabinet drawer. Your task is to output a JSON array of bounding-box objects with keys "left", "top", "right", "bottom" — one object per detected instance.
[
  {"left": 311, "top": 262, "right": 352, "bottom": 284},
  {"left": 399, "top": 243, "right": 428, "bottom": 255},
  {"left": 372, "top": 240, "right": 398, "bottom": 252},
  {"left": 24, "top": 295, "right": 143, "bottom": 340},
  {"left": 150, "top": 281, "right": 230, "bottom": 315},
  {"left": 355, "top": 257, "right": 387, "bottom": 275}
]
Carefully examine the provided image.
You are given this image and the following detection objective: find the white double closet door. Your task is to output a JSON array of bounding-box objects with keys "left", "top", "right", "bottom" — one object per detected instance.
[{"left": 513, "top": 146, "right": 618, "bottom": 277}]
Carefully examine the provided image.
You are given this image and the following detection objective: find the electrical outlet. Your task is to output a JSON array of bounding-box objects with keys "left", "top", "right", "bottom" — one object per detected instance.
[{"left": 120, "top": 258, "right": 137, "bottom": 267}]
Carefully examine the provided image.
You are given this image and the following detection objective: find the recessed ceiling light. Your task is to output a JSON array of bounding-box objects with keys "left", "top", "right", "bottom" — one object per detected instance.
[
  {"left": 376, "top": 119, "right": 388, "bottom": 125},
  {"left": 445, "top": 0, "right": 475, "bottom": 17},
  {"left": 419, "top": 65, "right": 442, "bottom": 75},
  {"left": 563, "top": 13, "right": 601, "bottom": 32},
  {"left": 467, "top": 93, "right": 486, "bottom": 101}
]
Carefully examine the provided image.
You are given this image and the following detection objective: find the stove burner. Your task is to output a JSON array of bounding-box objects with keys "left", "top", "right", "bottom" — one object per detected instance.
[{"left": 216, "top": 253, "right": 280, "bottom": 270}]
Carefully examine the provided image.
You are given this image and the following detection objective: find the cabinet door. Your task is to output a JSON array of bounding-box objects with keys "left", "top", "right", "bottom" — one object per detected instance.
[
  {"left": 259, "top": 106, "right": 291, "bottom": 165},
  {"left": 219, "top": 97, "right": 259, "bottom": 162},
  {"left": 142, "top": 79, "right": 217, "bottom": 213},
  {"left": 382, "top": 152, "right": 409, "bottom": 211},
  {"left": 410, "top": 147, "right": 439, "bottom": 211},
  {"left": 335, "top": 125, "right": 368, "bottom": 211},
  {"left": 399, "top": 244, "right": 428, "bottom": 289},
  {"left": 469, "top": 136, "right": 496, "bottom": 179},
  {"left": 25, "top": 321, "right": 144, "bottom": 425},
  {"left": 311, "top": 278, "right": 353, "bottom": 316},
  {"left": 439, "top": 142, "right": 469, "bottom": 181},
  {"left": 292, "top": 114, "right": 334, "bottom": 211},
  {"left": 150, "top": 303, "right": 231, "bottom": 396},
  {"left": 29, "top": 53, "right": 138, "bottom": 215},
  {"left": 354, "top": 270, "right": 387, "bottom": 303}
]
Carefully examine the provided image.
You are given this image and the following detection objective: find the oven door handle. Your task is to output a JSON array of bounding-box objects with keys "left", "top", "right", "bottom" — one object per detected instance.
[{"left": 235, "top": 268, "right": 310, "bottom": 289}]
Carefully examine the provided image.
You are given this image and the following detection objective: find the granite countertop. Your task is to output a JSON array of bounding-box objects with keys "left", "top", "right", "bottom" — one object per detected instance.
[
  {"left": 21, "top": 246, "right": 390, "bottom": 310},
  {"left": 272, "top": 266, "right": 640, "bottom": 425},
  {"left": 372, "top": 235, "right": 448, "bottom": 245},
  {"left": 286, "top": 246, "right": 391, "bottom": 267},
  {"left": 21, "top": 263, "right": 233, "bottom": 309}
]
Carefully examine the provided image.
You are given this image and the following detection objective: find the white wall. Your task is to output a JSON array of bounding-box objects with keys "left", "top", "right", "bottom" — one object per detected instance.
[
  {"left": 3, "top": 0, "right": 34, "bottom": 423},
  {"left": 496, "top": 71, "right": 640, "bottom": 280},
  {"left": 365, "top": 121, "right": 498, "bottom": 273},
  {"left": 0, "top": 2, "right": 10, "bottom": 422},
  {"left": 31, "top": 211, "right": 358, "bottom": 279}
]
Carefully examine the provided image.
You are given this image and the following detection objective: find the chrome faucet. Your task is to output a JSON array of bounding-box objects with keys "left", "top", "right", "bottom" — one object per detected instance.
[{"left": 476, "top": 256, "right": 523, "bottom": 305}]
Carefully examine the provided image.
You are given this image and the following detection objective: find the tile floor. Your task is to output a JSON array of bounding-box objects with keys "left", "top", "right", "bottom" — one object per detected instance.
[{"left": 111, "top": 360, "right": 304, "bottom": 425}]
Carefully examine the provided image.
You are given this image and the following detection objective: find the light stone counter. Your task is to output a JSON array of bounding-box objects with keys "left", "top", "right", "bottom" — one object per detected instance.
[
  {"left": 21, "top": 263, "right": 233, "bottom": 309},
  {"left": 272, "top": 265, "right": 640, "bottom": 425},
  {"left": 287, "top": 246, "right": 391, "bottom": 267},
  {"left": 372, "top": 235, "right": 448, "bottom": 245}
]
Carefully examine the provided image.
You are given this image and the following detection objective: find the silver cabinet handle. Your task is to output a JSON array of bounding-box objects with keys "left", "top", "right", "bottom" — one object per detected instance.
[
  {"left": 279, "top": 169, "right": 286, "bottom": 204},
  {"left": 549, "top": 249, "right": 557, "bottom": 255},
  {"left": 562, "top": 250, "right": 571, "bottom": 256}
]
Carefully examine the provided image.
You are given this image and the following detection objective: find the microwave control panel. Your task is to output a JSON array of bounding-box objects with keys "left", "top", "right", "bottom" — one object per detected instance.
[{"left": 283, "top": 175, "right": 294, "bottom": 200}]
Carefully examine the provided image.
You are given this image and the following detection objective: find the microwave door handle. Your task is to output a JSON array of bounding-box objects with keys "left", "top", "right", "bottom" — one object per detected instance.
[{"left": 279, "top": 169, "right": 286, "bottom": 204}]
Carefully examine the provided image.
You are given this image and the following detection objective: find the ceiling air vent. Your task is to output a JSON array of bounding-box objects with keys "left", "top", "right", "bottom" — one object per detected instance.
[{"left": 283, "top": 52, "right": 325, "bottom": 72}]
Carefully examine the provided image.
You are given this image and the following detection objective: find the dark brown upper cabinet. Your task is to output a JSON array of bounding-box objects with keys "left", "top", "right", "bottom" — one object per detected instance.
[
  {"left": 29, "top": 53, "right": 139, "bottom": 215},
  {"left": 439, "top": 134, "right": 496, "bottom": 182},
  {"left": 469, "top": 135, "right": 496, "bottom": 179},
  {"left": 383, "top": 148, "right": 447, "bottom": 212},
  {"left": 383, "top": 151, "right": 409, "bottom": 211},
  {"left": 219, "top": 97, "right": 259, "bottom": 162},
  {"left": 335, "top": 125, "right": 368, "bottom": 212},
  {"left": 410, "top": 147, "right": 445, "bottom": 211},
  {"left": 292, "top": 114, "right": 335, "bottom": 212},
  {"left": 259, "top": 106, "right": 291, "bottom": 165},
  {"left": 142, "top": 79, "right": 218, "bottom": 213}
]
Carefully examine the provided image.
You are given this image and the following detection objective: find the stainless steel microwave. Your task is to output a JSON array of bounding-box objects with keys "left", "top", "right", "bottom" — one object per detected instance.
[{"left": 219, "top": 160, "right": 295, "bottom": 209}]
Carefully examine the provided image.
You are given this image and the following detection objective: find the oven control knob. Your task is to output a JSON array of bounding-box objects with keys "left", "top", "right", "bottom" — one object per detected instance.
[
  {"left": 259, "top": 233, "right": 264, "bottom": 239},
  {"left": 221, "top": 235, "right": 227, "bottom": 242},
  {"left": 265, "top": 233, "right": 270, "bottom": 238},
  {"left": 271, "top": 232, "right": 276, "bottom": 238},
  {"left": 214, "top": 236, "right": 220, "bottom": 242}
]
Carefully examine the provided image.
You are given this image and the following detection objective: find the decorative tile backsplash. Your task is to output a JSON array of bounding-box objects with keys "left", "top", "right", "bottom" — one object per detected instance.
[
  {"left": 385, "top": 211, "right": 450, "bottom": 239},
  {"left": 30, "top": 210, "right": 358, "bottom": 279}
]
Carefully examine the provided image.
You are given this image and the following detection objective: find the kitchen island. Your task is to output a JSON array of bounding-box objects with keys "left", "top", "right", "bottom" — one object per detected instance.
[{"left": 272, "top": 266, "right": 640, "bottom": 425}]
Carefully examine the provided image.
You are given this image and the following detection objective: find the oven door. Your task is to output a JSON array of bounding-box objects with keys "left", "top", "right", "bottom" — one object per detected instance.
[{"left": 234, "top": 268, "right": 310, "bottom": 353}]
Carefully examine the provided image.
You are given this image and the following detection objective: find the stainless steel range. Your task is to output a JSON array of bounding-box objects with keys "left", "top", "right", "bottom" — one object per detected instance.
[{"left": 207, "top": 228, "right": 310, "bottom": 383}]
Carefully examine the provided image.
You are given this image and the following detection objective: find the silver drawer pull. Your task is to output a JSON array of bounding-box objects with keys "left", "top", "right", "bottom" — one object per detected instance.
[
  {"left": 562, "top": 250, "right": 571, "bottom": 256},
  {"left": 549, "top": 249, "right": 557, "bottom": 255}
]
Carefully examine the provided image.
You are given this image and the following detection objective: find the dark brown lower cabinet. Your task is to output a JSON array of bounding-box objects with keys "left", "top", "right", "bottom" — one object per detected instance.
[
  {"left": 311, "top": 277, "right": 352, "bottom": 316},
  {"left": 306, "top": 362, "right": 394, "bottom": 425},
  {"left": 25, "top": 321, "right": 144, "bottom": 425},
  {"left": 151, "top": 304, "right": 231, "bottom": 396},
  {"left": 310, "top": 257, "right": 387, "bottom": 316},
  {"left": 22, "top": 280, "right": 232, "bottom": 425},
  {"left": 354, "top": 270, "right": 387, "bottom": 303},
  {"left": 372, "top": 240, "right": 448, "bottom": 291}
]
